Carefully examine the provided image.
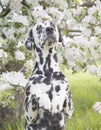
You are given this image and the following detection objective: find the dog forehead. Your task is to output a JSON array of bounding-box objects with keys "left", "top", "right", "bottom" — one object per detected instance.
[{"left": 34, "top": 21, "right": 56, "bottom": 29}]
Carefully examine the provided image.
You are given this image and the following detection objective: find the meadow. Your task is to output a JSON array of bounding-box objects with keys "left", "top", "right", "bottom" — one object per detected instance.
[
  {"left": 4, "top": 69, "right": 101, "bottom": 130},
  {"left": 63, "top": 69, "right": 101, "bottom": 130}
]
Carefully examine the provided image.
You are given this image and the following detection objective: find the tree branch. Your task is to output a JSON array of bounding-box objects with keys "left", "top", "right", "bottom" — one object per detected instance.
[
  {"left": 67, "top": 34, "right": 82, "bottom": 38},
  {"left": 0, "top": 4, "right": 11, "bottom": 18},
  {"left": 80, "top": 1, "right": 95, "bottom": 7},
  {"left": 39, "top": 1, "right": 49, "bottom": 9},
  {"left": 18, "top": 66, "right": 26, "bottom": 72},
  {"left": 21, "top": 0, "right": 30, "bottom": 8},
  {"left": 0, "top": 1, "right": 3, "bottom": 10},
  {"left": 68, "top": 29, "right": 82, "bottom": 33},
  {"left": 0, "top": 62, "right": 8, "bottom": 72}
]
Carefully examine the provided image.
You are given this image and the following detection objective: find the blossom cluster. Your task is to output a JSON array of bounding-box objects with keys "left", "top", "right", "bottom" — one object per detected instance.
[{"left": 0, "top": 71, "right": 27, "bottom": 90}]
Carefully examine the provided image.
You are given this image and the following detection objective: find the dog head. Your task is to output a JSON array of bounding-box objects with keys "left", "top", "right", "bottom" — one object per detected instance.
[{"left": 25, "top": 21, "right": 63, "bottom": 50}]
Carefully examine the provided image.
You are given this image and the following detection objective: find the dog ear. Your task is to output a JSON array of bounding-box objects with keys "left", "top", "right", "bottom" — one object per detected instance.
[
  {"left": 58, "top": 28, "right": 65, "bottom": 47},
  {"left": 58, "top": 28, "right": 63, "bottom": 42},
  {"left": 25, "top": 29, "right": 35, "bottom": 50}
]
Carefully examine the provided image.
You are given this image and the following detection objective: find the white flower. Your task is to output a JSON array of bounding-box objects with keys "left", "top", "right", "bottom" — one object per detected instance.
[
  {"left": 15, "top": 50, "right": 25, "bottom": 61},
  {"left": 93, "top": 102, "right": 101, "bottom": 114},
  {"left": 25, "top": 59, "right": 34, "bottom": 69},
  {"left": 32, "top": 6, "right": 51, "bottom": 22},
  {"left": 0, "top": 49, "right": 8, "bottom": 58},
  {"left": 0, "top": 82, "right": 12, "bottom": 91},
  {"left": 1, "top": 71, "right": 27, "bottom": 87},
  {"left": 87, "top": 6, "right": 97, "bottom": 15},
  {"left": 95, "top": 0, "right": 101, "bottom": 8},
  {"left": 9, "top": 0, "right": 22, "bottom": 13},
  {"left": 87, "top": 65, "right": 98, "bottom": 75},
  {"left": 66, "top": 18, "right": 78, "bottom": 29},
  {"left": 90, "top": 36, "right": 98, "bottom": 47},
  {"left": 1, "top": 0, "right": 9, "bottom": 6},
  {"left": 26, "top": 0, "right": 39, "bottom": 6},
  {"left": 72, "top": 6, "right": 83, "bottom": 16},
  {"left": 16, "top": 41, "right": 24, "bottom": 48},
  {"left": 0, "top": 42, "right": 2, "bottom": 47},
  {"left": 0, "top": 5, "right": 2, "bottom": 13},
  {"left": 2, "top": 27, "right": 15, "bottom": 39},
  {"left": 95, "top": 26, "right": 101, "bottom": 35},
  {"left": 82, "top": 28, "right": 92, "bottom": 37},
  {"left": 63, "top": 36, "right": 74, "bottom": 46},
  {"left": 96, "top": 68, "right": 101, "bottom": 77},
  {"left": 47, "top": 7, "right": 64, "bottom": 22},
  {"left": 82, "top": 15, "right": 96, "bottom": 24},
  {"left": 11, "top": 13, "right": 29, "bottom": 26},
  {"left": 98, "top": 9, "right": 101, "bottom": 17},
  {"left": 65, "top": 47, "right": 80, "bottom": 67}
]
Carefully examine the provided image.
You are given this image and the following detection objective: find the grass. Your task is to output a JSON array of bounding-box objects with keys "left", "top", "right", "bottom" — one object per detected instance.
[
  {"left": 4, "top": 119, "right": 24, "bottom": 130},
  {"left": 4, "top": 69, "right": 101, "bottom": 130},
  {"left": 62, "top": 69, "right": 101, "bottom": 130}
]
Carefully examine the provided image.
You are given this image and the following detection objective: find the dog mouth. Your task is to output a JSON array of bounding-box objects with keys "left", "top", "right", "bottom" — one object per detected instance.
[
  {"left": 42, "top": 36, "right": 56, "bottom": 47},
  {"left": 41, "top": 34, "right": 57, "bottom": 47},
  {"left": 46, "top": 34, "right": 56, "bottom": 43}
]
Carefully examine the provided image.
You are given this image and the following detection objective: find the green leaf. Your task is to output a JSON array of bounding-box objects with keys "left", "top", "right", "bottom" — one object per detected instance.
[
  {"left": 98, "top": 36, "right": 101, "bottom": 43},
  {"left": 13, "top": 22, "right": 23, "bottom": 28},
  {"left": 21, "top": 6, "right": 28, "bottom": 15},
  {"left": 75, "top": 0, "right": 80, "bottom": 4}
]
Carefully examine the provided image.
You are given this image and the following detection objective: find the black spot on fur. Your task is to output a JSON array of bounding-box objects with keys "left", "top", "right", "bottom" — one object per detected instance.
[
  {"left": 50, "top": 21, "right": 55, "bottom": 28},
  {"left": 35, "top": 70, "right": 43, "bottom": 75},
  {"left": 43, "top": 54, "right": 53, "bottom": 77},
  {"left": 47, "top": 87, "right": 53, "bottom": 101},
  {"left": 36, "top": 46, "right": 42, "bottom": 53},
  {"left": 68, "top": 102, "right": 71, "bottom": 108},
  {"left": 40, "top": 56, "right": 43, "bottom": 64},
  {"left": 27, "top": 127, "right": 30, "bottom": 130},
  {"left": 43, "top": 77, "right": 51, "bottom": 85},
  {"left": 33, "top": 62, "right": 43, "bottom": 75},
  {"left": 63, "top": 99, "right": 66, "bottom": 108},
  {"left": 55, "top": 85, "right": 60, "bottom": 92},
  {"left": 36, "top": 25, "right": 42, "bottom": 34},
  {"left": 29, "top": 123, "right": 37, "bottom": 129},
  {"left": 28, "top": 126, "right": 31, "bottom": 130},
  {"left": 44, "top": 70, "right": 52, "bottom": 78},
  {"left": 58, "top": 28, "right": 63, "bottom": 43},
  {"left": 65, "top": 86, "right": 68, "bottom": 91},
  {"left": 57, "top": 105, "right": 59, "bottom": 110},
  {"left": 53, "top": 53, "right": 58, "bottom": 63},
  {"left": 31, "top": 95, "right": 39, "bottom": 111},
  {"left": 49, "top": 48, "right": 53, "bottom": 53},
  {"left": 53, "top": 72, "right": 65, "bottom": 81},
  {"left": 25, "top": 97, "right": 28, "bottom": 112},
  {"left": 32, "top": 96, "right": 36, "bottom": 106},
  {"left": 33, "top": 62, "right": 38, "bottom": 70},
  {"left": 32, "top": 76, "right": 43, "bottom": 84},
  {"left": 53, "top": 113, "right": 62, "bottom": 129},
  {"left": 35, "top": 46, "right": 44, "bottom": 64},
  {"left": 26, "top": 86, "right": 30, "bottom": 96},
  {"left": 26, "top": 116, "right": 29, "bottom": 121},
  {"left": 25, "top": 29, "right": 35, "bottom": 50}
]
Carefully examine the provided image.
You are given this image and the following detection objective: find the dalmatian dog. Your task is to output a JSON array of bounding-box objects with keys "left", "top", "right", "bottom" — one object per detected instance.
[{"left": 24, "top": 21, "right": 74, "bottom": 130}]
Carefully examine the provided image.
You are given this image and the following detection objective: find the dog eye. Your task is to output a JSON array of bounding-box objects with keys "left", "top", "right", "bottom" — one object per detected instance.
[
  {"left": 36, "top": 25, "right": 42, "bottom": 34},
  {"left": 50, "top": 22, "right": 55, "bottom": 28}
]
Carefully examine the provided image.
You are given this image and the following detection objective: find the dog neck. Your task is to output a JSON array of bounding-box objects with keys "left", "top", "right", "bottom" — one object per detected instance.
[{"left": 33, "top": 45, "right": 60, "bottom": 77}]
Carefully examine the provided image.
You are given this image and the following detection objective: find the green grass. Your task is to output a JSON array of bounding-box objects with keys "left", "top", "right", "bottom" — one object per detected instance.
[
  {"left": 4, "top": 70, "right": 101, "bottom": 130},
  {"left": 62, "top": 69, "right": 101, "bottom": 130},
  {"left": 4, "top": 119, "right": 24, "bottom": 130}
]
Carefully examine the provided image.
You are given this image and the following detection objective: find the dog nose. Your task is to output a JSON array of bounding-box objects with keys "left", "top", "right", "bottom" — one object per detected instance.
[{"left": 46, "top": 27, "right": 54, "bottom": 33}]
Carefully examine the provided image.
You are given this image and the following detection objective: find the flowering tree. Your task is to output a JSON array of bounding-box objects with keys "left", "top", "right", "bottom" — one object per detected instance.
[{"left": 0, "top": 0, "right": 101, "bottom": 118}]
